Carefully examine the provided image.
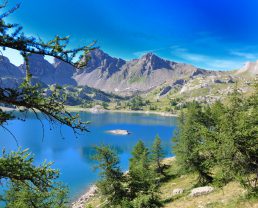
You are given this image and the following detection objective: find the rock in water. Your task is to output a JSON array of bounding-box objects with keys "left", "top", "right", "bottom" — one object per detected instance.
[
  {"left": 106, "top": 129, "right": 130, "bottom": 135},
  {"left": 189, "top": 186, "right": 214, "bottom": 197}
]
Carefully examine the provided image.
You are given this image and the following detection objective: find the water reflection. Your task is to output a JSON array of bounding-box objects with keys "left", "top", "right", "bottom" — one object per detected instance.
[{"left": 0, "top": 112, "right": 177, "bottom": 199}]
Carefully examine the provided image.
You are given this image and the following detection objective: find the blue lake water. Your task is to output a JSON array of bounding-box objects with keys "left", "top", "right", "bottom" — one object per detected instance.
[{"left": 0, "top": 112, "right": 177, "bottom": 200}]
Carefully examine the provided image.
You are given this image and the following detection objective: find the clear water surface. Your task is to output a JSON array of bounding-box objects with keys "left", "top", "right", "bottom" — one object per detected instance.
[{"left": 0, "top": 112, "right": 177, "bottom": 200}]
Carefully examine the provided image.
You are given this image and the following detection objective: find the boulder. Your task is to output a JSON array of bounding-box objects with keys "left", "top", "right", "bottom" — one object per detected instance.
[
  {"left": 172, "top": 188, "right": 184, "bottom": 196},
  {"left": 189, "top": 186, "right": 214, "bottom": 197}
]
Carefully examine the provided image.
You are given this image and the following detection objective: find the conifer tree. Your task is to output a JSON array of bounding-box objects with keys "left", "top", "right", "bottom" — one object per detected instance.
[
  {"left": 151, "top": 135, "right": 165, "bottom": 176},
  {"left": 173, "top": 102, "right": 213, "bottom": 185},
  {"left": 129, "top": 140, "right": 161, "bottom": 208},
  {"left": 215, "top": 86, "right": 258, "bottom": 192},
  {"left": 93, "top": 145, "right": 126, "bottom": 207}
]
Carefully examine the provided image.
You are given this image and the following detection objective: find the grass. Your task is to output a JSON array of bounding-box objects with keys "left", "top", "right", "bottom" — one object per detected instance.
[
  {"left": 160, "top": 158, "right": 258, "bottom": 208},
  {"left": 84, "top": 157, "right": 258, "bottom": 208}
]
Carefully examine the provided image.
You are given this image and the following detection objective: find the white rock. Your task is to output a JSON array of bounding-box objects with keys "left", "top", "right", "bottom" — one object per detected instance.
[
  {"left": 106, "top": 129, "right": 130, "bottom": 135},
  {"left": 172, "top": 188, "right": 184, "bottom": 196},
  {"left": 189, "top": 186, "right": 214, "bottom": 197}
]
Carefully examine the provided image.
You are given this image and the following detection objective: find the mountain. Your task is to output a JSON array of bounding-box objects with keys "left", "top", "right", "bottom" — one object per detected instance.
[
  {"left": 236, "top": 61, "right": 258, "bottom": 76},
  {"left": 19, "top": 54, "right": 77, "bottom": 86},
  {"left": 74, "top": 48, "right": 126, "bottom": 89},
  {"left": 0, "top": 56, "right": 23, "bottom": 88},
  {"left": 19, "top": 54, "right": 56, "bottom": 84},
  {"left": 74, "top": 50, "right": 218, "bottom": 95},
  {"left": 0, "top": 49, "right": 256, "bottom": 98}
]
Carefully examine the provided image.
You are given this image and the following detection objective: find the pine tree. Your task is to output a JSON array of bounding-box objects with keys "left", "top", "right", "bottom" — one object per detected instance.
[
  {"left": 216, "top": 86, "right": 258, "bottom": 192},
  {"left": 128, "top": 141, "right": 161, "bottom": 207},
  {"left": 151, "top": 135, "right": 165, "bottom": 176},
  {"left": 93, "top": 145, "right": 126, "bottom": 207},
  {"left": 173, "top": 102, "right": 213, "bottom": 185}
]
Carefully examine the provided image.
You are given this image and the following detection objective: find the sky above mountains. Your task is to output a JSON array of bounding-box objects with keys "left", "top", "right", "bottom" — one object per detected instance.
[{"left": 2, "top": 0, "right": 258, "bottom": 70}]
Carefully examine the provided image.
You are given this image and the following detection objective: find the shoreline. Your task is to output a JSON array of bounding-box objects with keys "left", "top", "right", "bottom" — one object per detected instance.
[
  {"left": 71, "top": 184, "right": 98, "bottom": 208},
  {"left": 0, "top": 106, "right": 178, "bottom": 118},
  {"left": 65, "top": 106, "right": 178, "bottom": 117}
]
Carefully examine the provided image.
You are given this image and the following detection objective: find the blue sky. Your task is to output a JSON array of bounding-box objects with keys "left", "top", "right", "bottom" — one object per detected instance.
[{"left": 2, "top": 0, "right": 258, "bottom": 70}]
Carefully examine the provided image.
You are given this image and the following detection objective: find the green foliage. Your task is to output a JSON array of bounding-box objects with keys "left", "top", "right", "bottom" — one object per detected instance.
[
  {"left": 93, "top": 145, "right": 126, "bottom": 207},
  {"left": 0, "top": 2, "right": 95, "bottom": 206},
  {"left": 101, "top": 101, "right": 109, "bottom": 110},
  {"left": 128, "top": 96, "right": 145, "bottom": 110},
  {"left": 173, "top": 102, "right": 214, "bottom": 185},
  {"left": 213, "top": 88, "right": 258, "bottom": 192},
  {"left": 0, "top": 149, "right": 68, "bottom": 207},
  {"left": 5, "top": 181, "right": 68, "bottom": 208},
  {"left": 128, "top": 140, "right": 161, "bottom": 207},
  {"left": 173, "top": 83, "right": 258, "bottom": 193},
  {"left": 151, "top": 135, "right": 165, "bottom": 176},
  {"left": 93, "top": 140, "right": 163, "bottom": 207}
]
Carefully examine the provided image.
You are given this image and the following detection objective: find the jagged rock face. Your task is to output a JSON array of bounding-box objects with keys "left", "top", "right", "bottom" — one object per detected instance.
[
  {"left": 0, "top": 56, "right": 23, "bottom": 78},
  {"left": 0, "top": 49, "right": 219, "bottom": 95},
  {"left": 19, "top": 55, "right": 77, "bottom": 86},
  {"left": 75, "top": 48, "right": 126, "bottom": 80},
  {"left": 53, "top": 58, "right": 77, "bottom": 86},
  {"left": 0, "top": 56, "right": 24, "bottom": 88},
  {"left": 84, "top": 53, "right": 215, "bottom": 94},
  {"left": 19, "top": 54, "right": 56, "bottom": 84}
]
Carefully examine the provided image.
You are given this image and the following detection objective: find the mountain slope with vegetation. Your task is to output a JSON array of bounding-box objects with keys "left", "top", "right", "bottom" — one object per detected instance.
[{"left": 83, "top": 83, "right": 258, "bottom": 208}]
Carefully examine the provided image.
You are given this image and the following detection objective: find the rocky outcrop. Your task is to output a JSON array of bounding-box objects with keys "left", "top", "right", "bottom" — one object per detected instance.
[
  {"left": 53, "top": 58, "right": 77, "bottom": 86},
  {"left": 0, "top": 56, "right": 23, "bottom": 78},
  {"left": 189, "top": 186, "right": 214, "bottom": 197},
  {"left": 172, "top": 188, "right": 184, "bottom": 196}
]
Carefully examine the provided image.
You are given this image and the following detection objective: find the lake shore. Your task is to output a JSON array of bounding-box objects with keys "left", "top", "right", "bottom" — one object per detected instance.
[
  {"left": 0, "top": 106, "right": 178, "bottom": 118},
  {"left": 65, "top": 106, "right": 178, "bottom": 117}
]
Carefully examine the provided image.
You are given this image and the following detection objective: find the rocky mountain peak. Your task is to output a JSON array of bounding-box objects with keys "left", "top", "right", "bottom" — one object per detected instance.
[
  {"left": 0, "top": 55, "right": 23, "bottom": 78},
  {"left": 141, "top": 52, "right": 160, "bottom": 62},
  {"left": 78, "top": 48, "right": 126, "bottom": 76},
  {"left": 138, "top": 52, "right": 172, "bottom": 70}
]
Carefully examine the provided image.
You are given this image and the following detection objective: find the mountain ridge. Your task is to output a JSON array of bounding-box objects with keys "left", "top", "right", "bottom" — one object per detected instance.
[{"left": 0, "top": 49, "right": 256, "bottom": 96}]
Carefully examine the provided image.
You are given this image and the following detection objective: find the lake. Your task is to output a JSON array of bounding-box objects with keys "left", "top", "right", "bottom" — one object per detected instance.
[{"left": 0, "top": 112, "right": 177, "bottom": 200}]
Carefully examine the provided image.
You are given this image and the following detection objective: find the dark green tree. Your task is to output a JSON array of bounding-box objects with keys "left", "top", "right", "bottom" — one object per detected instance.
[
  {"left": 215, "top": 87, "right": 258, "bottom": 192},
  {"left": 93, "top": 145, "right": 126, "bottom": 207},
  {"left": 173, "top": 102, "right": 213, "bottom": 185},
  {"left": 151, "top": 135, "right": 165, "bottom": 176},
  {"left": 128, "top": 141, "right": 161, "bottom": 207},
  {"left": 129, "top": 96, "right": 145, "bottom": 111}
]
